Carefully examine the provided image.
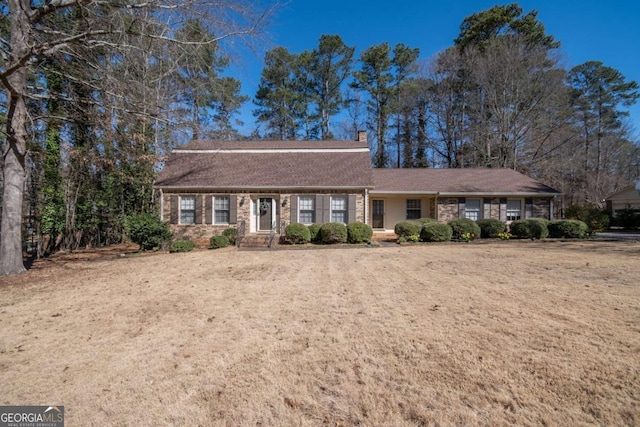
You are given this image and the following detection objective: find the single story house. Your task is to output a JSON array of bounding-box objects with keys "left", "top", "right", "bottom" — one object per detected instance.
[
  {"left": 154, "top": 133, "right": 560, "bottom": 241},
  {"left": 605, "top": 182, "right": 640, "bottom": 214}
]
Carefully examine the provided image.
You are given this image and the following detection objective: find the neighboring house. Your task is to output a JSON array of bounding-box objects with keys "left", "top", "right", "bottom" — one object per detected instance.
[
  {"left": 154, "top": 134, "right": 560, "bottom": 240},
  {"left": 605, "top": 182, "right": 640, "bottom": 214}
]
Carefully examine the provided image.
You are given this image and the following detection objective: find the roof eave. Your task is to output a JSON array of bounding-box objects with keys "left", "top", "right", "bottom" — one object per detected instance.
[{"left": 154, "top": 185, "right": 374, "bottom": 191}]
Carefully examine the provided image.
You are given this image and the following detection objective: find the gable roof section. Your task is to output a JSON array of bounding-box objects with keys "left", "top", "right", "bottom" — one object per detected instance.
[
  {"left": 371, "top": 168, "right": 560, "bottom": 196},
  {"left": 155, "top": 140, "right": 374, "bottom": 190},
  {"left": 605, "top": 185, "right": 640, "bottom": 201}
]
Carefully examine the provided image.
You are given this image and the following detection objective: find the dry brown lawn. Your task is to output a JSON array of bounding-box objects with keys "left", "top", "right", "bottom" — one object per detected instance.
[{"left": 1, "top": 240, "right": 639, "bottom": 426}]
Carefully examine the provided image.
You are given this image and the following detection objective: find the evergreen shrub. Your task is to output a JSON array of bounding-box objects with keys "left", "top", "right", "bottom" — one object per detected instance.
[
  {"left": 347, "top": 222, "right": 373, "bottom": 244},
  {"left": 319, "top": 223, "right": 347, "bottom": 244},
  {"left": 420, "top": 222, "right": 453, "bottom": 242},
  {"left": 283, "top": 223, "right": 311, "bottom": 244},
  {"left": 209, "top": 235, "right": 230, "bottom": 249},
  {"left": 476, "top": 218, "right": 506, "bottom": 238}
]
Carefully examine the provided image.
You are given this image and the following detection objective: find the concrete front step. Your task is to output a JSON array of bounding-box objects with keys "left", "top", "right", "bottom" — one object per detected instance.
[{"left": 238, "top": 234, "right": 279, "bottom": 248}]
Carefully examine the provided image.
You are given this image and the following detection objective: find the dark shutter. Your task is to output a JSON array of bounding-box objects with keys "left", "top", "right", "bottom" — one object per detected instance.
[
  {"left": 205, "top": 196, "right": 213, "bottom": 224},
  {"left": 483, "top": 198, "right": 492, "bottom": 220},
  {"left": 315, "top": 195, "right": 323, "bottom": 223},
  {"left": 229, "top": 195, "right": 237, "bottom": 224},
  {"left": 170, "top": 195, "right": 178, "bottom": 224},
  {"left": 525, "top": 198, "right": 533, "bottom": 219},
  {"left": 458, "top": 197, "right": 466, "bottom": 218},
  {"left": 499, "top": 198, "right": 507, "bottom": 221},
  {"left": 323, "top": 195, "right": 331, "bottom": 223},
  {"left": 195, "top": 195, "right": 203, "bottom": 224},
  {"left": 348, "top": 194, "right": 356, "bottom": 223},
  {"left": 290, "top": 195, "right": 298, "bottom": 223}
]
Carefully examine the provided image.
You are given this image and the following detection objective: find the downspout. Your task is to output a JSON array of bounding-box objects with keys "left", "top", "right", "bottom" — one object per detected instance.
[
  {"left": 159, "top": 188, "right": 164, "bottom": 221},
  {"left": 435, "top": 192, "right": 439, "bottom": 221},
  {"left": 364, "top": 188, "right": 369, "bottom": 226}
]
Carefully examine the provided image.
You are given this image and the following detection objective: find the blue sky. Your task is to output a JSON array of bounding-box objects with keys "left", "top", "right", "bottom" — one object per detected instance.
[{"left": 230, "top": 0, "right": 640, "bottom": 137}]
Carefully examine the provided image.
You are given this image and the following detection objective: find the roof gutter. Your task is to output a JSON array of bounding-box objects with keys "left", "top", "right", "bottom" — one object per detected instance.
[{"left": 154, "top": 185, "right": 375, "bottom": 191}]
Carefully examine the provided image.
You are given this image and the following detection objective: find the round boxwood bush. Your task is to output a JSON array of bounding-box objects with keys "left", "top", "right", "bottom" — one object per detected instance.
[
  {"left": 170, "top": 239, "right": 196, "bottom": 253},
  {"left": 209, "top": 235, "right": 230, "bottom": 249},
  {"left": 347, "top": 222, "right": 373, "bottom": 243},
  {"left": 222, "top": 227, "right": 237, "bottom": 245},
  {"left": 319, "top": 222, "right": 347, "bottom": 244},
  {"left": 476, "top": 218, "right": 506, "bottom": 238},
  {"left": 509, "top": 219, "right": 549, "bottom": 239},
  {"left": 547, "top": 220, "right": 588, "bottom": 238},
  {"left": 394, "top": 221, "right": 422, "bottom": 240},
  {"left": 448, "top": 218, "right": 481, "bottom": 240},
  {"left": 420, "top": 222, "right": 453, "bottom": 242},
  {"left": 125, "top": 212, "right": 172, "bottom": 251},
  {"left": 283, "top": 223, "right": 311, "bottom": 244},
  {"left": 308, "top": 223, "right": 322, "bottom": 242},
  {"left": 415, "top": 217, "right": 438, "bottom": 226}
]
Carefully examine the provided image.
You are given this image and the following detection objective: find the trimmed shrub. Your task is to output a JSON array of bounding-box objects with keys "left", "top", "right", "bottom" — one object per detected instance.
[
  {"left": 319, "top": 222, "right": 347, "bottom": 244},
  {"left": 508, "top": 220, "right": 530, "bottom": 238},
  {"left": 448, "top": 218, "right": 481, "bottom": 240},
  {"left": 222, "top": 227, "right": 237, "bottom": 245},
  {"left": 283, "top": 223, "right": 311, "bottom": 244},
  {"left": 566, "top": 204, "right": 610, "bottom": 233},
  {"left": 547, "top": 220, "right": 588, "bottom": 239},
  {"left": 394, "top": 221, "right": 422, "bottom": 240},
  {"left": 125, "top": 213, "right": 172, "bottom": 251},
  {"left": 476, "top": 218, "right": 506, "bottom": 238},
  {"left": 209, "top": 235, "right": 230, "bottom": 249},
  {"left": 420, "top": 222, "right": 453, "bottom": 242},
  {"left": 170, "top": 239, "right": 195, "bottom": 253},
  {"left": 415, "top": 217, "right": 438, "bottom": 226},
  {"left": 528, "top": 218, "right": 549, "bottom": 239},
  {"left": 347, "top": 222, "right": 373, "bottom": 244},
  {"left": 308, "top": 223, "right": 322, "bottom": 242},
  {"left": 509, "top": 219, "right": 548, "bottom": 239}
]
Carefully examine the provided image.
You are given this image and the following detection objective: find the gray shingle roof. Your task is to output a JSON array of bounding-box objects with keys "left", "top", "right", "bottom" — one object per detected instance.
[
  {"left": 371, "top": 168, "right": 560, "bottom": 195},
  {"left": 155, "top": 140, "right": 374, "bottom": 189},
  {"left": 155, "top": 140, "right": 559, "bottom": 195}
]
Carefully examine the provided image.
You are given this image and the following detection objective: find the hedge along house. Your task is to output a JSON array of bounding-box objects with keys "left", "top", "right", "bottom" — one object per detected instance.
[
  {"left": 154, "top": 135, "right": 374, "bottom": 244},
  {"left": 368, "top": 168, "right": 560, "bottom": 232}
]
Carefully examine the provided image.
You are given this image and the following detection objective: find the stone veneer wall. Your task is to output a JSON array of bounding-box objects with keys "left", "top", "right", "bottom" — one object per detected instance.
[
  {"left": 437, "top": 198, "right": 459, "bottom": 222},
  {"left": 532, "top": 198, "right": 551, "bottom": 219}
]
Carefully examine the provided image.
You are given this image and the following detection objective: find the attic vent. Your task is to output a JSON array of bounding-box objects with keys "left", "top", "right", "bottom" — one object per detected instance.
[{"left": 357, "top": 130, "right": 367, "bottom": 143}]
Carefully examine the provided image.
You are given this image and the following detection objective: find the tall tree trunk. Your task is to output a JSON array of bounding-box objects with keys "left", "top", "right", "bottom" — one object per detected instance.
[{"left": 1, "top": 0, "right": 30, "bottom": 275}]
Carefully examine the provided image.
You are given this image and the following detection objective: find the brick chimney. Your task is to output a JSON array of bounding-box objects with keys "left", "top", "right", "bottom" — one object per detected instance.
[{"left": 357, "top": 130, "right": 367, "bottom": 143}]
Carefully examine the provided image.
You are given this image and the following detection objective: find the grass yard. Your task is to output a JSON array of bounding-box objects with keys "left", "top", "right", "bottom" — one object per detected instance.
[{"left": 1, "top": 240, "right": 639, "bottom": 426}]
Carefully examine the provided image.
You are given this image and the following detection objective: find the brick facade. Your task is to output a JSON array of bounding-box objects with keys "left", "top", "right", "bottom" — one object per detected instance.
[{"left": 162, "top": 190, "right": 366, "bottom": 242}]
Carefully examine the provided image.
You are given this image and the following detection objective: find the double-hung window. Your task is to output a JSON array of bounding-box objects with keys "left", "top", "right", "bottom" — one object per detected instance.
[
  {"left": 406, "top": 199, "right": 421, "bottom": 220},
  {"left": 298, "top": 196, "right": 315, "bottom": 224},
  {"left": 465, "top": 199, "right": 481, "bottom": 221},
  {"left": 180, "top": 196, "right": 196, "bottom": 224},
  {"left": 331, "top": 196, "right": 348, "bottom": 223},
  {"left": 214, "top": 196, "right": 230, "bottom": 224},
  {"left": 506, "top": 199, "right": 522, "bottom": 221}
]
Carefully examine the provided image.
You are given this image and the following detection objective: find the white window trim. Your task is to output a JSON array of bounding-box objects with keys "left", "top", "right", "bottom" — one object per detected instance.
[
  {"left": 330, "top": 195, "right": 348, "bottom": 224},
  {"left": 465, "top": 198, "right": 482, "bottom": 221},
  {"left": 179, "top": 195, "right": 196, "bottom": 225},
  {"left": 213, "top": 195, "right": 230, "bottom": 225},
  {"left": 298, "top": 195, "right": 315, "bottom": 225},
  {"left": 507, "top": 199, "right": 523, "bottom": 221},
  {"left": 406, "top": 199, "right": 421, "bottom": 220}
]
